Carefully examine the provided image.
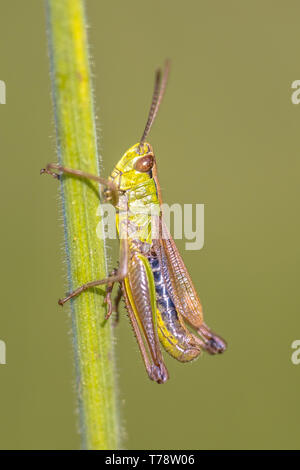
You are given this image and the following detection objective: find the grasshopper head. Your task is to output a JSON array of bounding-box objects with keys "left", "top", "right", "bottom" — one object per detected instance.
[
  {"left": 110, "top": 60, "right": 170, "bottom": 192},
  {"left": 110, "top": 142, "right": 155, "bottom": 191}
]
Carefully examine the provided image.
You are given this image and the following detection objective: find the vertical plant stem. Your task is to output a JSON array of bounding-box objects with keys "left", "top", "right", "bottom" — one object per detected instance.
[{"left": 46, "top": 0, "right": 119, "bottom": 449}]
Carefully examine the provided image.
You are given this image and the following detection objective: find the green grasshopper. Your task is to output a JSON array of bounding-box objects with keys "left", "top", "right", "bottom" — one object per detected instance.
[{"left": 41, "top": 61, "right": 226, "bottom": 384}]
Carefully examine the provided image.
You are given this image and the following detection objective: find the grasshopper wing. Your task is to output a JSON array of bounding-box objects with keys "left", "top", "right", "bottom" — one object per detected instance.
[{"left": 155, "top": 219, "right": 226, "bottom": 354}]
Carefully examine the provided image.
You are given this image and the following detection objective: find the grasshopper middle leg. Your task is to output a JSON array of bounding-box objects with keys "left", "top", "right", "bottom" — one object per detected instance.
[{"left": 58, "top": 237, "right": 128, "bottom": 306}]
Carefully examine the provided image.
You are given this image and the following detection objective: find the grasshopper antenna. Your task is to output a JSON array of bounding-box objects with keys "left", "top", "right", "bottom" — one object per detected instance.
[{"left": 140, "top": 59, "right": 170, "bottom": 144}]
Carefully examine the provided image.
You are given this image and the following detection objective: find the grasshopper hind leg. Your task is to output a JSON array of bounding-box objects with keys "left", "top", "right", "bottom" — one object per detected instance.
[{"left": 198, "top": 323, "right": 227, "bottom": 355}]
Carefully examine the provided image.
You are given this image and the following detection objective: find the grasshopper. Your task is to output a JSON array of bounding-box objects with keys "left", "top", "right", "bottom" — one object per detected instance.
[{"left": 41, "top": 61, "right": 226, "bottom": 384}]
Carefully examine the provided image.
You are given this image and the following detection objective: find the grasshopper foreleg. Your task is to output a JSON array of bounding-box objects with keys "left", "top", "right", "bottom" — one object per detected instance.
[
  {"left": 40, "top": 163, "right": 118, "bottom": 205},
  {"left": 41, "top": 163, "right": 129, "bottom": 311},
  {"left": 40, "top": 163, "right": 114, "bottom": 189}
]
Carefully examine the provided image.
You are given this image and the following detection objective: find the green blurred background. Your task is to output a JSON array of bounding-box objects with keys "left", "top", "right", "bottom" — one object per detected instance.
[{"left": 0, "top": 0, "right": 299, "bottom": 450}]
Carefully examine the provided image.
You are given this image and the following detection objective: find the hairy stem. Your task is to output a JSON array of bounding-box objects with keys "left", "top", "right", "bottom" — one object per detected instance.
[{"left": 46, "top": 0, "right": 119, "bottom": 449}]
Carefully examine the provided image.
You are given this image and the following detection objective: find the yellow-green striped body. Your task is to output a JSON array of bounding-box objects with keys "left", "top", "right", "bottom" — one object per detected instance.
[{"left": 108, "top": 142, "right": 204, "bottom": 371}]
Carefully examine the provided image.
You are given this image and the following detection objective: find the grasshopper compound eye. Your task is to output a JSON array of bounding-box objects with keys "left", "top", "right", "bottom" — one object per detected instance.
[{"left": 134, "top": 155, "right": 154, "bottom": 172}]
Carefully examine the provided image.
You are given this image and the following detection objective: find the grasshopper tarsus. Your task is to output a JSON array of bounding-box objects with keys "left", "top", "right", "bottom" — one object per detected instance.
[
  {"left": 150, "top": 363, "right": 169, "bottom": 384},
  {"left": 40, "top": 166, "right": 60, "bottom": 180},
  {"left": 198, "top": 323, "right": 227, "bottom": 355}
]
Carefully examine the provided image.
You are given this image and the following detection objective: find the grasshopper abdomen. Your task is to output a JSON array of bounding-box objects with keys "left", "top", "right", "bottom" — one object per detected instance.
[{"left": 148, "top": 255, "right": 203, "bottom": 362}]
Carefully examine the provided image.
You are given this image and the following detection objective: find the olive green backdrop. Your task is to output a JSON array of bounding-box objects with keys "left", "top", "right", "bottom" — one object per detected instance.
[{"left": 0, "top": 0, "right": 299, "bottom": 450}]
